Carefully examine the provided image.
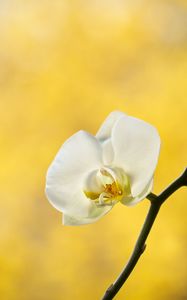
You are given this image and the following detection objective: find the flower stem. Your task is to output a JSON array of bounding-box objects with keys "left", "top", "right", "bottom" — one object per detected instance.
[{"left": 101, "top": 168, "right": 187, "bottom": 300}]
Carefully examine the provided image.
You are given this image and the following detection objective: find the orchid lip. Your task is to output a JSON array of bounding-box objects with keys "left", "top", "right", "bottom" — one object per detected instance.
[{"left": 84, "top": 166, "right": 131, "bottom": 207}]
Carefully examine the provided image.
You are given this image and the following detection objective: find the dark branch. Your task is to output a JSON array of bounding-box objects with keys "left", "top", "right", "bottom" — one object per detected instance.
[{"left": 101, "top": 168, "right": 187, "bottom": 300}]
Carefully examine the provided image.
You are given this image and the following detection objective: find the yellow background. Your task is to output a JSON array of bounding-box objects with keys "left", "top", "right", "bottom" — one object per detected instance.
[{"left": 1, "top": 0, "right": 187, "bottom": 299}]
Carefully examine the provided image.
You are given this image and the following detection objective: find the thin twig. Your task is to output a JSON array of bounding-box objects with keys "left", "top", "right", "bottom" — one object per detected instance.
[{"left": 101, "top": 168, "right": 187, "bottom": 300}]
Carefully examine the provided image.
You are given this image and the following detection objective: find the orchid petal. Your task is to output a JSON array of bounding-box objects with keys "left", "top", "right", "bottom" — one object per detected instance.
[
  {"left": 112, "top": 116, "right": 160, "bottom": 197},
  {"left": 101, "top": 139, "right": 114, "bottom": 165},
  {"left": 46, "top": 130, "right": 103, "bottom": 218},
  {"left": 96, "top": 111, "right": 125, "bottom": 165},
  {"left": 96, "top": 111, "right": 125, "bottom": 141}
]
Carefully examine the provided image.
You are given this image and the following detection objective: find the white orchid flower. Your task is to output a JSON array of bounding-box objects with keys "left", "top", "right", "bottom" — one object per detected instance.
[{"left": 45, "top": 111, "right": 160, "bottom": 225}]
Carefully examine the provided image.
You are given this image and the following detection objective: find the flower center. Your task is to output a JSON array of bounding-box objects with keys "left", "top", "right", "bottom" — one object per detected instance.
[{"left": 84, "top": 167, "right": 131, "bottom": 207}]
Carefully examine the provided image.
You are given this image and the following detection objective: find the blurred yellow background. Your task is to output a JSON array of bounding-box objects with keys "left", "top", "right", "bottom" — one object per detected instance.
[{"left": 1, "top": 0, "right": 187, "bottom": 299}]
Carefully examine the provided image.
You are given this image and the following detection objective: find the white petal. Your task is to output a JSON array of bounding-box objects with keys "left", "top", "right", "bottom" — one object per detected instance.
[
  {"left": 96, "top": 111, "right": 125, "bottom": 141},
  {"left": 45, "top": 130, "right": 103, "bottom": 218},
  {"left": 63, "top": 205, "right": 112, "bottom": 226},
  {"left": 112, "top": 116, "right": 160, "bottom": 197},
  {"left": 121, "top": 178, "right": 153, "bottom": 206},
  {"left": 101, "top": 139, "right": 114, "bottom": 165}
]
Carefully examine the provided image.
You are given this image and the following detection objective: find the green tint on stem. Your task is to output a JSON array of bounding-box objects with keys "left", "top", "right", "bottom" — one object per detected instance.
[{"left": 101, "top": 168, "right": 187, "bottom": 300}]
